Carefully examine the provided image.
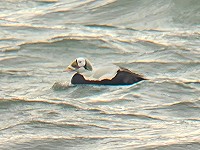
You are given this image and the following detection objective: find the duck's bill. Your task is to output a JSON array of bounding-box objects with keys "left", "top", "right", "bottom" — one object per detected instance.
[{"left": 63, "top": 66, "right": 75, "bottom": 72}]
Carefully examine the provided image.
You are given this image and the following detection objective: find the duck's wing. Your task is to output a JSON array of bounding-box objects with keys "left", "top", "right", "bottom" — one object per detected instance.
[{"left": 118, "top": 66, "right": 146, "bottom": 79}]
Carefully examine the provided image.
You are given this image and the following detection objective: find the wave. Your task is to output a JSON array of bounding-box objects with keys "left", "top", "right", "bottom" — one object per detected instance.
[
  {"left": 0, "top": 97, "right": 83, "bottom": 110},
  {"left": 145, "top": 99, "right": 200, "bottom": 119},
  {"left": 100, "top": 111, "right": 162, "bottom": 121},
  {"left": 138, "top": 142, "right": 200, "bottom": 150},
  {"left": 51, "top": 81, "right": 73, "bottom": 90},
  {"left": 1, "top": 0, "right": 199, "bottom": 32},
  {"left": 1, "top": 17, "right": 198, "bottom": 52}
]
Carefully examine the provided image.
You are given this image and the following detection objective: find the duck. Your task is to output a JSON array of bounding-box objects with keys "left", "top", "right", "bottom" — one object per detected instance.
[{"left": 64, "top": 57, "right": 146, "bottom": 85}]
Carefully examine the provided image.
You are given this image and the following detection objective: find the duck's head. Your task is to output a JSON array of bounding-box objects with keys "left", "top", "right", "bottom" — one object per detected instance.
[{"left": 64, "top": 57, "right": 93, "bottom": 72}]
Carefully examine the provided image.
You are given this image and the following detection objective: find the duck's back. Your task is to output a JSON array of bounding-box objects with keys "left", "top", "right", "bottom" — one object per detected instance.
[{"left": 80, "top": 65, "right": 119, "bottom": 80}]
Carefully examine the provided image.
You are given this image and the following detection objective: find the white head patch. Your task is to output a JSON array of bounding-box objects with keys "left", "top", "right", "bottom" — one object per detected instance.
[{"left": 76, "top": 57, "right": 86, "bottom": 68}]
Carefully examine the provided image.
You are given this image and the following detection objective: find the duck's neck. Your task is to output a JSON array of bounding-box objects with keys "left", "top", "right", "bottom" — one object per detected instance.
[{"left": 77, "top": 68, "right": 90, "bottom": 74}]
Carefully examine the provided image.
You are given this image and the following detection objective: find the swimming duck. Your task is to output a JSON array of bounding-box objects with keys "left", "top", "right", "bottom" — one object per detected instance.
[{"left": 64, "top": 57, "right": 146, "bottom": 85}]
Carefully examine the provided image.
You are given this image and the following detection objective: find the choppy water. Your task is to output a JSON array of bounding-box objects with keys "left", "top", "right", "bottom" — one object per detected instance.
[{"left": 0, "top": 0, "right": 200, "bottom": 149}]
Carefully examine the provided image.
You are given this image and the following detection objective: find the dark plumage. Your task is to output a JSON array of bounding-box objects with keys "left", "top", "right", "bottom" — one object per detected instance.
[{"left": 71, "top": 68, "right": 146, "bottom": 85}]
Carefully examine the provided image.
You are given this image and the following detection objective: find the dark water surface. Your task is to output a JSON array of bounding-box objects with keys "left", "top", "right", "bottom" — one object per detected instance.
[{"left": 0, "top": 0, "right": 200, "bottom": 149}]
